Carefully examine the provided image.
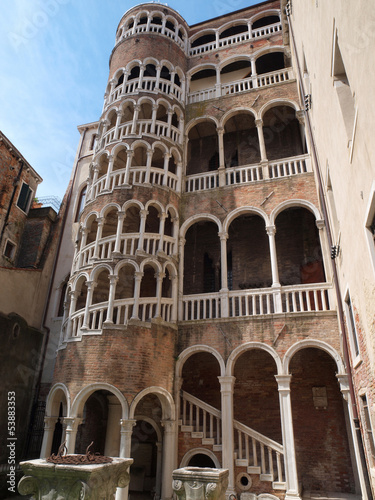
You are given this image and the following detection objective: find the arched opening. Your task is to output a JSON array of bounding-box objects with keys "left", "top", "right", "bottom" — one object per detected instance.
[
  {"left": 252, "top": 15, "right": 280, "bottom": 30},
  {"left": 128, "top": 65, "right": 140, "bottom": 81},
  {"left": 290, "top": 348, "right": 356, "bottom": 493},
  {"left": 113, "top": 147, "right": 127, "bottom": 172},
  {"left": 140, "top": 265, "right": 157, "bottom": 298},
  {"left": 75, "top": 276, "right": 88, "bottom": 312},
  {"left": 224, "top": 113, "right": 260, "bottom": 167},
  {"left": 275, "top": 207, "right": 324, "bottom": 286},
  {"left": 139, "top": 101, "right": 153, "bottom": 120},
  {"left": 187, "top": 121, "right": 218, "bottom": 175},
  {"left": 120, "top": 102, "right": 134, "bottom": 124},
  {"left": 188, "top": 454, "right": 216, "bottom": 468},
  {"left": 123, "top": 205, "right": 141, "bottom": 234},
  {"left": 85, "top": 215, "right": 98, "bottom": 245},
  {"left": 132, "top": 145, "right": 148, "bottom": 167},
  {"left": 107, "top": 109, "right": 117, "bottom": 130},
  {"left": 166, "top": 18, "right": 176, "bottom": 33},
  {"left": 168, "top": 153, "right": 177, "bottom": 175},
  {"left": 75, "top": 390, "right": 122, "bottom": 457},
  {"left": 102, "top": 209, "right": 118, "bottom": 238},
  {"left": 75, "top": 185, "right": 87, "bottom": 222},
  {"left": 92, "top": 269, "right": 110, "bottom": 305},
  {"left": 51, "top": 402, "right": 64, "bottom": 455},
  {"left": 162, "top": 267, "right": 172, "bottom": 298},
  {"left": 152, "top": 147, "right": 165, "bottom": 170},
  {"left": 262, "top": 105, "right": 304, "bottom": 160},
  {"left": 190, "top": 69, "right": 216, "bottom": 94},
  {"left": 220, "top": 60, "right": 252, "bottom": 85},
  {"left": 137, "top": 15, "right": 148, "bottom": 27},
  {"left": 156, "top": 103, "right": 168, "bottom": 123},
  {"left": 145, "top": 206, "right": 160, "bottom": 234},
  {"left": 191, "top": 33, "right": 216, "bottom": 48},
  {"left": 130, "top": 394, "right": 163, "bottom": 499},
  {"left": 114, "top": 264, "right": 135, "bottom": 323},
  {"left": 164, "top": 211, "right": 173, "bottom": 237},
  {"left": 227, "top": 214, "right": 272, "bottom": 291},
  {"left": 151, "top": 15, "right": 162, "bottom": 26},
  {"left": 160, "top": 66, "right": 171, "bottom": 82},
  {"left": 184, "top": 221, "right": 221, "bottom": 294},
  {"left": 256, "top": 52, "right": 286, "bottom": 75},
  {"left": 97, "top": 155, "right": 109, "bottom": 178},
  {"left": 220, "top": 24, "right": 248, "bottom": 39}
]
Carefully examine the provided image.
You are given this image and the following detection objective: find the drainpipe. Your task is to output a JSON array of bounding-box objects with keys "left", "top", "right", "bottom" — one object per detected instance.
[{"left": 285, "top": 9, "right": 373, "bottom": 499}]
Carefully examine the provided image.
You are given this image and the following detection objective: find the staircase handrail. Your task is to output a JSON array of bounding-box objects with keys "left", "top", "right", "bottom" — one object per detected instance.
[
  {"left": 181, "top": 391, "right": 222, "bottom": 419},
  {"left": 233, "top": 419, "right": 283, "bottom": 455}
]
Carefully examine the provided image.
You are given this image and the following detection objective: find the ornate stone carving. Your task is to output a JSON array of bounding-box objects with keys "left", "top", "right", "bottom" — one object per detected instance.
[
  {"left": 18, "top": 458, "right": 133, "bottom": 500},
  {"left": 172, "top": 467, "right": 228, "bottom": 500}
]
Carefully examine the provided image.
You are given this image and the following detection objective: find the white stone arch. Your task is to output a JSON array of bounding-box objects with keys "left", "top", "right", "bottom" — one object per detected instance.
[
  {"left": 151, "top": 140, "right": 168, "bottom": 154},
  {"left": 162, "top": 260, "right": 178, "bottom": 277},
  {"left": 93, "top": 149, "right": 111, "bottom": 163},
  {"left": 283, "top": 339, "right": 346, "bottom": 376},
  {"left": 112, "top": 67, "right": 126, "bottom": 83},
  {"left": 180, "top": 448, "right": 221, "bottom": 468},
  {"left": 122, "top": 198, "right": 144, "bottom": 213},
  {"left": 173, "top": 66, "right": 185, "bottom": 85},
  {"left": 189, "top": 28, "right": 216, "bottom": 46},
  {"left": 134, "top": 10, "right": 150, "bottom": 26},
  {"left": 103, "top": 106, "right": 119, "bottom": 124},
  {"left": 220, "top": 107, "right": 257, "bottom": 129},
  {"left": 223, "top": 206, "right": 270, "bottom": 233},
  {"left": 112, "top": 142, "right": 131, "bottom": 157},
  {"left": 226, "top": 342, "right": 282, "bottom": 376},
  {"left": 137, "top": 95, "right": 156, "bottom": 107},
  {"left": 176, "top": 345, "right": 226, "bottom": 379},
  {"left": 187, "top": 62, "right": 217, "bottom": 79},
  {"left": 140, "top": 257, "right": 162, "bottom": 274},
  {"left": 159, "top": 58, "right": 175, "bottom": 73},
  {"left": 145, "top": 198, "right": 165, "bottom": 213},
  {"left": 218, "top": 18, "right": 250, "bottom": 38},
  {"left": 100, "top": 202, "right": 121, "bottom": 219},
  {"left": 165, "top": 203, "right": 178, "bottom": 219},
  {"left": 132, "top": 414, "right": 163, "bottom": 443},
  {"left": 258, "top": 98, "right": 301, "bottom": 121},
  {"left": 126, "top": 58, "right": 143, "bottom": 74},
  {"left": 219, "top": 53, "right": 252, "bottom": 73},
  {"left": 119, "top": 98, "right": 137, "bottom": 114},
  {"left": 250, "top": 8, "right": 281, "bottom": 24},
  {"left": 179, "top": 213, "right": 223, "bottom": 240},
  {"left": 176, "top": 24, "right": 188, "bottom": 42},
  {"left": 72, "top": 271, "right": 90, "bottom": 292},
  {"left": 71, "top": 382, "right": 129, "bottom": 419},
  {"left": 45, "top": 383, "right": 71, "bottom": 418},
  {"left": 253, "top": 44, "right": 286, "bottom": 60},
  {"left": 114, "top": 258, "right": 139, "bottom": 276},
  {"left": 270, "top": 199, "right": 322, "bottom": 226},
  {"left": 170, "top": 146, "right": 182, "bottom": 163},
  {"left": 185, "top": 115, "right": 220, "bottom": 137},
  {"left": 89, "top": 263, "right": 113, "bottom": 283},
  {"left": 143, "top": 56, "right": 160, "bottom": 68},
  {"left": 129, "top": 386, "right": 175, "bottom": 420},
  {"left": 149, "top": 9, "right": 164, "bottom": 23},
  {"left": 165, "top": 14, "right": 177, "bottom": 30},
  {"left": 156, "top": 96, "right": 171, "bottom": 112}
]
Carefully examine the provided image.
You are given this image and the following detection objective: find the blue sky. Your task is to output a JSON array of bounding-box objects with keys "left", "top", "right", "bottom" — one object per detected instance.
[{"left": 0, "top": 0, "right": 258, "bottom": 200}]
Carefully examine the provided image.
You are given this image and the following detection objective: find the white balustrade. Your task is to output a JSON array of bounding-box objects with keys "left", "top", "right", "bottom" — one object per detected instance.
[
  {"left": 182, "top": 283, "right": 333, "bottom": 321},
  {"left": 189, "top": 22, "right": 282, "bottom": 56},
  {"left": 180, "top": 392, "right": 222, "bottom": 446},
  {"left": 185, "top": 171, "right": 219, "bottom": 193},
  {"left": 188, "top": 67, "right": 293, "bottom": 104},
  {"left": 225, "top": 164, "right": 263, "bottom": 185},
  {"left": 119, "top": 26, "right": 185, "bottom": 50},
  {"left": 268, "top": 154, "right": 311, "bottom": 178}
]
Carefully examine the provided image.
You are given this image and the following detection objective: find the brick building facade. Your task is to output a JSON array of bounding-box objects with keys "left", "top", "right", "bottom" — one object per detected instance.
[{"left": 38, "top": 2, "right": 375, "bottom": 500}]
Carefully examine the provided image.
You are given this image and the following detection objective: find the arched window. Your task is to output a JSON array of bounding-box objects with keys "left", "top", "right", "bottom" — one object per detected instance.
[{"left": 75, "top": 186, "right": 87, "bottom": 222}]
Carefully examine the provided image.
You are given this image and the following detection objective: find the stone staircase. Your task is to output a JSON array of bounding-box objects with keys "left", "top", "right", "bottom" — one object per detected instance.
[{"left": 179, "top": 391, "right": 286, "bottom": 491}]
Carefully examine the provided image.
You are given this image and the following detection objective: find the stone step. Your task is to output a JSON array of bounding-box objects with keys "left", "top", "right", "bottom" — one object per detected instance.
[
  {"left": 247, "top": 466, "right": 261, "bottom": 474},
  {"left": 202, "top": 438, "right": 215, "bottom": 445},
  {"left": 213, "top": 445, "right": 222, "bottom": 452},
  {"left": 192, "top": 432, "right": 203, "bottom": 439}
]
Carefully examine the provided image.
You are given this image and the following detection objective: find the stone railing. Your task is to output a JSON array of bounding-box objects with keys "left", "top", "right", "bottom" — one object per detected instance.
[
  {"left": 184, "top": 154, "right": 311, "bottom": 193},
  {"left": 181, "top": 282, "right": 332, "bottom": 321},
  {"left": 188, "top": 68, "right": 293, "bottom": 104},
  {"left": 119, "top": 24, "right": 185, "bottom": 50},
  {"left": 189, "top": 22, "right": 282, "bottom": 56}
]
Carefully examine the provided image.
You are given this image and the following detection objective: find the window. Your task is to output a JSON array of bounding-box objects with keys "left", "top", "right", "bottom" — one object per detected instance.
[
  {"left": 75, "top": 186, "right": 87, "bottom": 222},
  {"left": 365, "top": 182, "right": 375, "bottom": 276},
  {"left": 360, "top": 394, "right": 375, "bottom": 466},
  {"left": 331, "top": 28, "right": 357, "bottom": 151},
  {"left": 89, "top": 134, "right": 97, "bottom": 151},
  {"left": 3, "top": 239, "right": 16, "bottom": 261},
  {"left": 344, "top": 290, "right": 360, "bottom": 363},
  {"left": 17, "top": 182, "right": 33, "bottom": 213}
]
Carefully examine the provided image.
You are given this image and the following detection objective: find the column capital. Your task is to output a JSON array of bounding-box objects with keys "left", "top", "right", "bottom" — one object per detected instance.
[
  {"left": 296, "top": 109, "right": 305, "bottom": 124},
  {"left": 266, "top": 224, "right": 276, "bottom": 236},
  {"left": 134, "top": 271, "right": 144, "bottom": 280},
  {"left": 218, "top": 231, "right": 228, "bottom": 241},
  {"left": 159, "top": 212, "right": 168, "bottom": 221},
  {"left": 336, "top": 373, "right": 350, "bottom": 400},
  {"left": 217, "top": 126, "right": 224, "bottom": 134},
  {"left": 109, "top": 275, "right": 119, "bottom": 285},
  {"left": 316, "top": 219, "right": 325, "bottom": 230},
  {"left": 275, "top": 374, "right": 292, "bottom": 392},
  {"left": 43, "top": 416, "right": 58, "bottom": 430},
  {"left": 255, "top": 118, "right": 263, "bottom": 127},
  {"left": 140, "top": 209, "right": 148, "bottom": 218},
  {"left": 120, "top": 419, "right": 137, "bottom": 432},
  {"left": 218, "top": 375, "right": 236, "bottom": 391},
  {"left": 161, "top": 419, "right": 176, "bottom": 433},
  {"left": 63, "top": 416, "right": 82, "bottom": 431}
]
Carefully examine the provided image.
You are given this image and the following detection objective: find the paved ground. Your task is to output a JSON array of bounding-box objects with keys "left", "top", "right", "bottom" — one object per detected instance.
[{"left": 302, "top": 491, "right": 362, "bottom": 500}]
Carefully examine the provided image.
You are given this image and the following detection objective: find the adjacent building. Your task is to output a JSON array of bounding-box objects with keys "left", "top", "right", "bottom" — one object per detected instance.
[{"left": 35, "top": 1, "right": 375, "bottom": 500}]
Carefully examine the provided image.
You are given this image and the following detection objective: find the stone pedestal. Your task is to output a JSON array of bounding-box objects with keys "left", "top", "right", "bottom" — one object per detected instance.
[
  {"left": 18, "top": 457, "right": 133, "bottom": 500},
  {"left": 172, "top": 467, "right": 229, "bottom": 500}
]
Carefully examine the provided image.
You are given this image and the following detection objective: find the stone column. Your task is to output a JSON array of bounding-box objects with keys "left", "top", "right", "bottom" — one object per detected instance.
[
  {"left": 218, "top": 376, "right": 236, "bottom": 495},
  {"left": 81, "top": 281, "right": 95, "bottom": 330},
  {"left": 40, "top": 417, "right": 58, "bottom": 458},
  {"left": 251, "top": 57, "right": 257, "bottom": 88},
  {"left": 131, "top": 105, "right": 140, "bottom": 134},
  {"left": 176, "top": 162, "right": 183, "bottom": 192},
  {"left": 137, "top": 209, "right": 148, "bottom": 253},
  {"left": 89, "top": 164, "right": 100, "bottom": 200},
  {"left": 219, "top": 231, "right": 229, "bottom": 317},
  {"left": 104, "top": 276, "right": 118, "bottom": 325},
  {"left": 64, "top": 417, "right": 82, "bottom": 454},
  {"left": 114, "top": 211, "right": 126, "bottom": 254},
  {"left": 93, "top": 218, "right": 105, "bottom": 259},
  {"left": 78, "top": 228, "right": 89, "bottom": 268},
  {"left": 104, "top": 154, "right": 114, "bottom": 191},
  {"left": 114, "top": 111, "right": 124, "bottom": 140},
  {"left": 105, "top": 395, "right": 122, "bottom": 457},
  {"left": 215, "top": 66, "right": 221, "bottom": 98},
  {"left": 124, "top": 150, "right": 133, "bottom": 186},
  {"left": 121, "top": 70, "right": 129, "bottom": 95},
  {"left": 255, "top": 119, "right": 268, "bottom": 163},
  {"left": 161, "top": 420, "right": 177, "bottom": 500},
  {"left": 66, "top": 290, "right": 79, "bottom": 339},
  {"left": 155, "top": 272, "right": 165, "bottom": 319},
  {"left": 275, "top": 375, "right": 301, "bottom": 500},
  {"left": 131, "top": 271, "right": 143, "bottom": 320},
  {"left": 171, "top": 272, "right": 178, "bottom": 322},
  {"left": 137, "top": 64, "right": 146, "bottom": 90},
  {"left": 158, "top": 213, "right": 167, "bottom": 253},
  {"left": 266, "top": 225, "right": 282, "bottom": 313},
  {"left": 119, "top": 419, "right": 136, "bottom": 459},
  {"left": 151, "top": 104, "right": 158, "bottom": 134},
  {"left": 145, "top": 150, "right": 153, "bottom": 185},
  {"left": 178, "top": 238, "right": 185, "bottom": 321},
  {"left": 316, "top": 219, "right": 335, "bottom": 307},
  {"left": 155, "top": 441, "right": 162, "bottom": 499},
  {"left": 163, "top": 153, "right": 171, "bottom": 187}
]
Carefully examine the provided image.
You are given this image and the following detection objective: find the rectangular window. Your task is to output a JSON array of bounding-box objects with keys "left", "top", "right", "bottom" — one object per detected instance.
[
  {"left": 17, "top": 182, "right": 33, "bottom": 213},
  {"left": 344, "top": 291, "right": 360, "bottom": 360},
  {"left": 3, "top": 239, "right": 16, "bottom": 260},
  {"left": 360, "top": 394, "right": 375, "bottom": 466},
  {"left": 90, "top": 134, "right": 97, "bottom": 151}
]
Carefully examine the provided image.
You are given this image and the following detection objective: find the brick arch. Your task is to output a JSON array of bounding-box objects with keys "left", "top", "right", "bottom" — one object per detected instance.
[
  {"left": 175, "top": 345, "right": 225, "bottom": 379},
  {"left": 226, "top": 342, "right": 282, "bottom": 376},
  {"left": 129, "top": 386, "right": 175, "bottom": 420}
]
